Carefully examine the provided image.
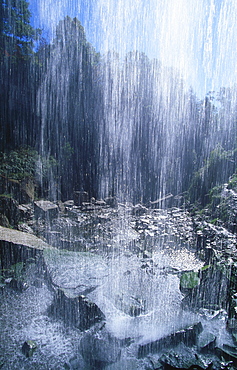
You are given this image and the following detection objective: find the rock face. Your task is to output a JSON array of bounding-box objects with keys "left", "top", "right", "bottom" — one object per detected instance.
[
  {"left": 0, "top": 195, "right": 20, "bottom": 226},
  {"left": 48, "top": 289, "right": 105, "bottom": 330},
  {"left": 34, "top": 200, "right": 59, "bottom": 220},
  {"left": 181, "top": 264, "right": 230, "bottom": 311}
]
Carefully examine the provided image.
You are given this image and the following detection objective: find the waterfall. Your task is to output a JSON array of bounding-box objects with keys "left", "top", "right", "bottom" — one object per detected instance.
[
  {"left": 1, "top": 0, "right": 237, "bottom": 368},
  {"left": 33, "top": 0, "right": 237, "bottom": 204}
]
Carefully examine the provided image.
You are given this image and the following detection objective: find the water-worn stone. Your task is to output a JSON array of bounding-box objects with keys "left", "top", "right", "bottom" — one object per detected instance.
[
  {"left": 138, "top": 322, "right": 203, "bottom": 358},
  {"left": 104, "top": 196, "right": 118, "bottom": 208},
  {"left": 80, "top": 327, "right": 122, "bottom": 366},
  {"left": 18, "top": 203, "right": 32, "bottom": 221},
  {"left": 48, "top": 289, "right": 105, "bottom": 330},
  {"left": 197, "top": 332, "right": 216, "bottom": 353},
  {"left": 132, "top": 204, "right": 148, "bottom": 216},
  {"left": 22, "top": 340, "right": 37, "bottom": 357}
]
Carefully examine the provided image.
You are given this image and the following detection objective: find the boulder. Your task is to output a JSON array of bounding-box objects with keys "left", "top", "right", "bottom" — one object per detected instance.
[
  {"left": 64, "top": 355, "right": 86, "bottom": 369},
  {"left": 197, "top": 331, "right": 216, "bottom": 353},
  {"left": 215, "top": 345, "right": 237, "bottom": 366},
  {"left": 22, "top": 340, "right": 37, "bottom": 357},
  {"left": 7, "top": 277, "right": 29, "bottom": 292},
  {"left": 73, "top": 191, "right": 89, "bottom": 206},
  {"left": 104, "top": 196, "right": 118, "bottom": 208},
  {"left": 64, "top": 200, "right": 74, "bottom": 208},
  {"left": 132, "top": 204, "right": 148, "bottom": 216},
  {"left": 34, "top": 200, "right": 58, "bottom": 220},
  {"left": 80, "top": 327, "right": 122, "bottom": 367},
  {"left": 48, "top": 289, "right": 105, "bottom": 330}
]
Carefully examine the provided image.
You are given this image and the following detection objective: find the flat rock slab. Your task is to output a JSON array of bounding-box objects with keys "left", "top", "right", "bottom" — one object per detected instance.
[
  {"left": 0, "top": 226, "right": 50, "bottom": 250},
  {"left": 34, "top": 200, "right": 59, "bottom": 220},
  {"left": 0, "top": 226, "right": 52, "bottom": 269}
]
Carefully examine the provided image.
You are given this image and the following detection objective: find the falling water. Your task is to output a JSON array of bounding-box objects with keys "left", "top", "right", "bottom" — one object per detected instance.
[{"left": 1, "top": 0, "right": 237, "bottom": 369}]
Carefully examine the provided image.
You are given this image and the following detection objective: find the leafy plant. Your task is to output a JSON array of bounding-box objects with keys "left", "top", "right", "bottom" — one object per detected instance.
[
  {"left": 0, "top": 147, "right": 58, "bottom": 182},
  {"left": 0, "top": 147, "right": 38, "bottom": 180}
]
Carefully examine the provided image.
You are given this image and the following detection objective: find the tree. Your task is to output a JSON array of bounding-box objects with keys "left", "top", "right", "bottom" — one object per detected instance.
[
  {"left": 0, "top": 0, "right": 39, "bottom": 62},
  {"left": 0, "top": 0, "right": 41, "bottom": 151}
]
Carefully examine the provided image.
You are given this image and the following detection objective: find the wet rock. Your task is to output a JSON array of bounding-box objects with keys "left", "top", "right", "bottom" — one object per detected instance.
[
  {"left": 138, "top": 322, "right": 203, "bottom": 358},
  {"left": 0, "top": 213, "right": 10, "bottom": 227},
  {"left": 197, "top": 332, "right": 216, "bottom": 353},
  {"left": 17, "top": 222, "right": 34, "bottom": 234},
  {"left": 132, "top": 204, "right": 148, "bottom": 216},
  {"left": 180, "top": 271, "right": 200, "bottom": 290},
  {"left": 104, "top": 196, "right": 118, "bottom": 208},
  {"left": 114, "top": 294, "right": 147, "bottom": 317},
  {"left": 181, "top": 264, "right": 230, "bottom": 311},
  {"left": 80, "top": 326, "right": 122, "bottom": 367},
  {"left": 48, "top": 289, "right": 105, "bottom": 330},
  {"left": 0, "top": 195, "right": 20, "bottom": 226},
  {"left": 64, "top": 200, "right": 74, "bottom": 208},
  {"left": 215, "top": 345, "right": 237, "bottom": 366},
  {"left": 226, "top": 318, "right": 237, "bottom": 345},
  {"left": 43, "top": 248, "right": 107, "bottom": 296},
  {"left": 0, "top": 226, "right": 50, "bottom": 270},
  {"left": 8, "top": 278, "right": 29, "bottom": 292},
  {"left": 34, "top": 200, "right": 59, "bottom": 220},
  {"left": 73, "top": 191, "right": 89, "bottom": 206},
  {"left": 105, "top": 358, "right": 143, "bottom": 370},
  {"left": 18, "top": 203, "right": 33, "bottom": 220},
  {"left": 22, "top": 340, "right": 37, "bottom": 357},
  {"left": 94, "top": 199, "right": 107, "bottom": 207},
  {"left": 56, "top": 200, "right": 66, "bottom": 213},
  {"left": 157, "top": 345, "right": 213, "bottom": 369},
  {"left": 64, "top": 355, "right": 86, "bottom": 369}
]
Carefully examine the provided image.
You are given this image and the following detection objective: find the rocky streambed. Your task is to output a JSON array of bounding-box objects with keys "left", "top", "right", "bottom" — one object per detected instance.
[{"left": 0, "top": 199, "right": 237, "bottom": 369}]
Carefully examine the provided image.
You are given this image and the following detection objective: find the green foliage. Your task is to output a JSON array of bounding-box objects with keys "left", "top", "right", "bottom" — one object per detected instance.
[
  {"left": 180, "top": 271, "right": 200, "bottom": 289},
  {"left": 0, "top": 0, "right": 41, "bottom": 61},
  {"left": 0, "top": 147, "right": 58, "bottom": 183},
  {"left": 0, "top": 147, "right": 38, "bottom": 180},
  {"left": 10, "top": 261, "right": 24, "bottom": 278},
  {"left": 210, "top": 218, "right": 218, "bottom": 225},
  {"left": 227, "top": 173, "right": 237, "bottom": 190},
  {"left": 188, "top": 145, "right": 235, "bottom": 207},
  {"left": 62, "top": 142, "right": 74, "bottom": 160}
]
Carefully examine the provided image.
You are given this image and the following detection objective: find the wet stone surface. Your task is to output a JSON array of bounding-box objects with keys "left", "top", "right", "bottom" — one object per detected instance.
[{"left": 0, "top": 202, "right": 236, "bottom": 369}]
